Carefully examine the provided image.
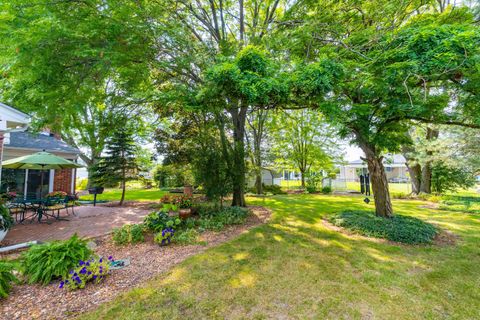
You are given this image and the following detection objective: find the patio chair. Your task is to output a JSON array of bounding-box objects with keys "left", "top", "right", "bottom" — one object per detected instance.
[
  {"left": 41, "top": 197, "right": 66, "bottom": 220},
  {"left": 7, "top": 203, "right": 26, "bottom": 223},
  {"left": 62, "top": 194, "right": 77, "bottom": 216}
]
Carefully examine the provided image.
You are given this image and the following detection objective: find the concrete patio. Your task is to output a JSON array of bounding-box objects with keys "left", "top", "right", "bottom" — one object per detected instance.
[{"left": 1, "top": 204, "right": 152, "bottom": 245}]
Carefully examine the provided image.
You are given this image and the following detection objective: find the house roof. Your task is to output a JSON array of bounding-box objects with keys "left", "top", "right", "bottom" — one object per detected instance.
[
  {"left": 6, "top": 131, "right": 80, "bottom": 155},
  {"left": 0, "top": 102, "right": 30, "bottom": 126}
]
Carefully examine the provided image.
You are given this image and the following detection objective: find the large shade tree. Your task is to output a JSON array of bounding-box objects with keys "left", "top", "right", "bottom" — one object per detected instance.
[
  {"left": 0, "top": 0, "right": 156, "bottom": 176},
  {"left": 284, "top": 3, "right": 480, "bottom": 217}
]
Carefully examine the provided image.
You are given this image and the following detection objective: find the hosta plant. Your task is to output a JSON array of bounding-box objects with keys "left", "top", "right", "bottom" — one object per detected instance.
[{"left": 22, "top": 234, "right": 92, "bottom": 285}]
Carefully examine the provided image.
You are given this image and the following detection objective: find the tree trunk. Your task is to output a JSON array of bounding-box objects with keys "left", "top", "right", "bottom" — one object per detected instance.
[
  {"left": 357, "top": 136, "right": 393, "bottom": 217},
  {"left": 120, "top": 179, "right": 126, "bottom": 206},
  {"left": 301, "top": 171, "right": 306, "bottom": 188},
  {"left": 406, "top": 162, "right": 422, "bottom": 194},
  {"left": 420, "top": 164, "right": 432, "bottom": 193},
  {"left": 419, "top": 127, "right": 439, "bottom": 194},
  {"left": 230, "top": 106, "right": 247, "bottom": 207},
  {"left": 366, "top": 155, "right": 393, "bottom": 217},
  {"left": 255, "top": 173, "right": 263, "bottom": 194}
]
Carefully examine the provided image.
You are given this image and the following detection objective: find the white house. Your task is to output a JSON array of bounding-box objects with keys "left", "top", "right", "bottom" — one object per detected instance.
[
  {"left": 0, "top": 103, "right": 80, "bottom": 198},
  {"left": 338, "top": 154, "right": 409, "bottom": 182}
]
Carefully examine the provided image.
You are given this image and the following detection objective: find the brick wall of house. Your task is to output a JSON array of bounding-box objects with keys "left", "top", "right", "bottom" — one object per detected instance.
[{"left": 54, "top": 168, "right": 74, "bottom": 194}]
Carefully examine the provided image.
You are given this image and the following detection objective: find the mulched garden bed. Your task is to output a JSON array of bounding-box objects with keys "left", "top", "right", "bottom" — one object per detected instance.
[{"left": 0, "top": 206, "right": 271, "bottom": 320}]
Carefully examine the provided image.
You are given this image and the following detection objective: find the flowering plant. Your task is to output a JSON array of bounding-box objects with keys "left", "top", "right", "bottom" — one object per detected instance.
[
  {"left": 59, "top": 256, "right": 113, "bottom": 290},
  {"left": 160, "top": 195, "right": 171, "bottom": 204},
  {"left": 154, "top": 228, "right": 175, "bottom": 246},
  {"left": 47, "top": 191, "right": 68, "bottom": 198},
  {"left": 0, "top": 192, "right": 17, "bottom": 203},
  {"left": 173, "top": 195, "right": 193, "bottom": 209}
]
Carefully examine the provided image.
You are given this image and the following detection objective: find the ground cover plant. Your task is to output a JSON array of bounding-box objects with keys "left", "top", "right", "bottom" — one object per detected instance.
[
  {"left": 85, "top": 194, "right": 480, "bottom": 319},
  {"left": 22, "top": 234, "right": 92, "bottom": 285},
  {"left": 330, "top": 210, "right": 438, "bottom": 244}
]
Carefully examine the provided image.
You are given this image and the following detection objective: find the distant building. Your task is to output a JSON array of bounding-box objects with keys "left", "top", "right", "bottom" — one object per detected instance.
[{"left": 338, "top": 154, "right": 409, "bottom": 182}]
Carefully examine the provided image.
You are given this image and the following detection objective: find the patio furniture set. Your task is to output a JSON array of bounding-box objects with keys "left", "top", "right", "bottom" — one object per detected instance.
[{"left": 7, "top": 194, "right": 77, "bottom": 223}]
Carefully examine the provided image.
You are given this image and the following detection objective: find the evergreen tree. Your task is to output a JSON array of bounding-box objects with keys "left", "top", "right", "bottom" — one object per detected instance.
[{"left": 91, "top": 124, "right": 139, "bottom": 206}]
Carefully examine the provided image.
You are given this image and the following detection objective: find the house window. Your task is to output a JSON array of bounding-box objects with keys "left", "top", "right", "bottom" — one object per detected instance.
[
  {"left": 386, "top": 167, "right": 393, "bottom": 172},
  {"left": 0, "top": 169, "right": 26, "bottom": 194}
]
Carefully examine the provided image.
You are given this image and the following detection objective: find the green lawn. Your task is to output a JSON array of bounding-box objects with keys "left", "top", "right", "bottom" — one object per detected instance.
[
  {"left": 86, "top": 194, "right": 480, "bottom": 319},
  {"left": 79, "top": 188, "right": 168, "bottom": 202}
]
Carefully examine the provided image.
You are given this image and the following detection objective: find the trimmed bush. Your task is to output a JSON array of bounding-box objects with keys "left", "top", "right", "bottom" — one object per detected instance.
[
  {"left": 321, "top": 186, "right": 332, "bottom": 194},
  {"left": 330, "top": 210, "right": 437, "bottom": 244},
  {"left": 112, "top": 224, "right": 145, "bottom": 245},
  {"left": 144, "top": 212, "right": 181, "bottom": 233},
  {"left": 0, "top": 261, "right": 18, "bottom": 298},
  {"left": 22, "top": 234, "right": 92, "bottom": 284}
]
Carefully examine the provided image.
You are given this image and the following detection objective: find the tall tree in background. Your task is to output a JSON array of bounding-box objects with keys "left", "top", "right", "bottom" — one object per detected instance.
[
  {"left": 270, "top": 109, "right": 340, "bottom": 188},
  {"left": 91, "top": 124, "right": 139, "bottom": 206},
  {"left": 149, "top": 1, "right": 292, "bottom": 206},
  {"left": 199, "top": 46, "right": 289, "bottom": 206},
  {"left": 0, "top": 0, "right": 155, "bottom": 177},
  {"left": 246, "top": 109, "right": 270, "bottom": 195}
]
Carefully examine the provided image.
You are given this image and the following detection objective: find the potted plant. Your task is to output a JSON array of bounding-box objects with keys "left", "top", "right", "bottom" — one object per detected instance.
[{"left": 176, "top": 195, "right": 193, "bottom": 219}]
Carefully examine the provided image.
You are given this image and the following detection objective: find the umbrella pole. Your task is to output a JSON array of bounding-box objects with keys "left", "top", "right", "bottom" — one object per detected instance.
[{"left": 40, "top": 165, "right": 44, "bottom": 199}]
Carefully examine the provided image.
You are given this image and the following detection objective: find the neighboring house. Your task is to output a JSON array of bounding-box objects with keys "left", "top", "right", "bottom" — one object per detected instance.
[
  {"left": 338, "top": 154, "right": 409, "bottom": 182},
  {"left": 0, "top": 103, "right": 80, "bottom": 198},
  {"left": 247, "top": 168, "right": 282, "bottom": 187}
]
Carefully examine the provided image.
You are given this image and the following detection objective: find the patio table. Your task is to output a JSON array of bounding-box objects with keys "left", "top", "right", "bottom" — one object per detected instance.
[{"left": 12, "top": 198, "right": 67, "bottom": 223}]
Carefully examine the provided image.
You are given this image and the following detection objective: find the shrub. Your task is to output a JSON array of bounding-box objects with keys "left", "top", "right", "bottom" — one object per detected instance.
[
  {"left": 60, "top": 256, "right": 113, "bottom": 290},
  {"left": 76, "top": 178, "right": 88, "bottom": 191},
  {"left": 112, "top": 224, "right": 145, "bottom": 245},
  {"left": 0, "top": 204, "right": 14, "bottom": 231},
  {"left": 22, "top": 234, "right": 92, "bottom": 285},
  {"left": 262, "top": 184, "right": 286, "bottom": 195},
  {"left": 144, "top": 212, "right": 181, "bottom": 233},
  {"left": 154, "top": 228, "right": 175, "bottom": 246},
  {"left": 321, "top": 186, "right": 332, "bottom": 194},
  {"left": 173, "top": 228, "right": 199, "bottom": 245},
  {"left": 330, "top": 210, "right": 437, "bottom": 244},
  {"left": 0, "top": 261, "right": 18, "bottom": 298}
]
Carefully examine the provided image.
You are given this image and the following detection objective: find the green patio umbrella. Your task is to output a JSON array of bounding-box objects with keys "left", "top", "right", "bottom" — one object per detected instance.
[{"left": 2, "top": 151, "right": 83, "bottom": 198}]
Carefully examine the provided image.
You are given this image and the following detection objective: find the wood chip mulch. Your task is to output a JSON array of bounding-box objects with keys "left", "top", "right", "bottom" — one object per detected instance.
[{"left": 0, "top": 206, "right": 271, "bottom": 320}]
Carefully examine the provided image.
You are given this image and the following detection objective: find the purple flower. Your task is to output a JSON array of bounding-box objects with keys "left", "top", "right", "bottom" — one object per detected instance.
[
  {"left": 99, "top": 258, "right": 103, "bottom": 263},
  {"left": 86, "top": 262, "right": 90, "bottom": 266},
  {"left": 88, "top": 271, "right": 92, "bottom": 275},
  {"left": 108, "top": 256, "right": 113, "bottom": 261},
  {"left": 69, "top": 270, "right": 74, "bottom": 274},
  {"left": 80, "top": 268, "right": 87, "bottom": 274},
  {"left": 59, "top": 281, "right": 64, "bottom": 289},
  {"left": 93, "top": 275, "right": 97, "bottom": 280},
  {"left": 79, "top": 260, "right": 85, "bottom": 266}
]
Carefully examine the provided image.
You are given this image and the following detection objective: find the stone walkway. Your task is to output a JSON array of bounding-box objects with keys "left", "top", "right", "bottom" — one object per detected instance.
[{"left": 1, "top": 204, "right": 152, "bottom": 245}]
